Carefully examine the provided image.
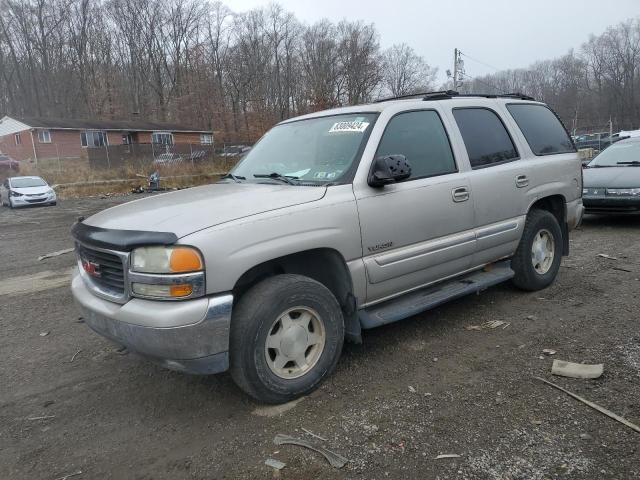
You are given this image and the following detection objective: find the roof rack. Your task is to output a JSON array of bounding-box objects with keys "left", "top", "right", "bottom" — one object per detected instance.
[
  {"left": 422, "top": 90, "right": 536, "bottom": 101},
  {"left": 375, "top": 90, "right": 536, "bottom": 103},
  {"left": 374, "top": 92, "right": 439, "bottom": 103}
]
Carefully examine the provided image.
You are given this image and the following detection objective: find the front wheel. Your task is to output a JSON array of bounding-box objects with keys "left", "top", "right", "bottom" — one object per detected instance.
[
  {"left": 229, "top": 274, "right": 344, "bottom": 404},
  {"left": 511, "top": 209, "right": 563, "bottom": 291}
]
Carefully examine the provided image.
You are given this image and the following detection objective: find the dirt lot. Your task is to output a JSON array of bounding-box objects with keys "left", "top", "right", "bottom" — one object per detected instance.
[{"left": 1, "top": 195, "right": 639, "bottom": 480}]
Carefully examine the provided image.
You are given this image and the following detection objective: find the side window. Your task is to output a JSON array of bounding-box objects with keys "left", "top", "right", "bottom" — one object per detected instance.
[
  {"left": 507, "top": 104, "right": 575, "bottom": 155},
  {"left": 452, "top": 108, "right": 518, "bottom": 168},
  {"left": 376, "top": 110, "right": 456, "bottom": 180}
]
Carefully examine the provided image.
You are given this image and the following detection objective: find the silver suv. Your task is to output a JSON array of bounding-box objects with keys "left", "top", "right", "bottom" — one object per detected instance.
[{"left": 71, "top": 92, "right": 584, "bottom": 403}]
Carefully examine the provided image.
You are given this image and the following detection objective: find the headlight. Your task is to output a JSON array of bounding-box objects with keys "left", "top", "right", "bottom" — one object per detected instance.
[
  {"left": 131, "top": 246, "right": 203, "bottom": 273},
  {"left": 9, "top": 190, "right": 22, "bottom": 197},
  {"left": 129, "top": 246, "right": 204, "bottom": 300},
  {"left": 606, "top": 188, "right": 640, "bottom": 196}
]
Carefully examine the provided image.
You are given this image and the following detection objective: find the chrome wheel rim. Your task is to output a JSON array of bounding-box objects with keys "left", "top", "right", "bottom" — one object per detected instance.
[
  {"left": 531, "top": 229, "right": 555, "bottom": 274},
  {"left": 264, "top": 306, "right": 326, "bottom": 379}
]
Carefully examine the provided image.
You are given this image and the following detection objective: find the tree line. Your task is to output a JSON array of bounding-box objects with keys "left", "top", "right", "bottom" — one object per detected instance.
[
  {"left": 0, "top": 0, "right": 437, "bottom": 143},
  {"left": 460, "top": 18, "right": 640, "bottom": 135}
]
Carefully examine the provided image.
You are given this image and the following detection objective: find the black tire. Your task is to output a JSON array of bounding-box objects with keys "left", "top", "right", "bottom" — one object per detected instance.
[
  {"left": 229, "top": 274, "right": 344, "bottom": 404},
  {"left": 511, "top": 209, "right": 563, "bottom": 291}
]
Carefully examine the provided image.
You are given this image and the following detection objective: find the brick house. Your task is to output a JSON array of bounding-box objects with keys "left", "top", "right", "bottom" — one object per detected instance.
[{"left": 0, "top": 116, "right": 214, "bottom": 162}]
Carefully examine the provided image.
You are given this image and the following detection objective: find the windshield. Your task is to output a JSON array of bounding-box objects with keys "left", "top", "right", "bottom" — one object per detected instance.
[
  {"left": 589, "top": 141, "right": 640, "bottom": 167},
  {"left": 229, "top": 113, "right": 377, "bottom": 184},
  {"left": 11, "top": 177, "right": 46, "bottom": 188}
]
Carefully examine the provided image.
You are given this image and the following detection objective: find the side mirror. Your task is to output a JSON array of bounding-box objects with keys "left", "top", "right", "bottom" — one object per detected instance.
[{"left": 368, "top": 154, "right": 411, "bottom": 187}]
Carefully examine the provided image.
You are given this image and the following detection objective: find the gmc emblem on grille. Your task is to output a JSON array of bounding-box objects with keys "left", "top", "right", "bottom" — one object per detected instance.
[{"left": 81, "top": 259, "right": 102, "bottom": 278}]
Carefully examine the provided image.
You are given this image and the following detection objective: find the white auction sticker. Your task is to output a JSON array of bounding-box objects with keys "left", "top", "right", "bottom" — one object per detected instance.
[{"left": 328, "top": 121, "right": 370, "bottom": 133}]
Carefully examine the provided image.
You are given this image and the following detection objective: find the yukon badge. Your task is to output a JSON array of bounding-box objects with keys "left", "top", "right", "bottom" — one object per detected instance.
[{"left": 368, "top": 241, "right": 393, "bottom": 253}]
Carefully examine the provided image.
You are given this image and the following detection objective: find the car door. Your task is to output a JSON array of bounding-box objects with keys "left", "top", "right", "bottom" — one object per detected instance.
[
  {"left": 353, "top": 109, "right": 476, "bottom": 304},
  {"left": 448, "top": 105, "right": 529, "bottom": 266}
]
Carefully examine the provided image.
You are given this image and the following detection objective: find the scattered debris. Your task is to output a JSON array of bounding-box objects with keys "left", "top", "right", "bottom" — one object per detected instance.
[
  {"left": 597, "top": 253, "right": 619, "bottom": 260},
  {"left": 580, "top": 433, "right": 593, "bottom": 440},
  {"left": 265, "top": 458, "right": 286, "bottom": 470},
  {"left": 436, "top": 454, "right": 461, "bottom": 459},
  {"left": 38, "top": 247, "right": 75, "bottom": 261},
  {"left": 274, "top": 434, "right": 348, "bottom": 469},
  {"left": 466, "top": 320, "right": 510, "bottom": 331},
  {"left": 114, "top": 346, "right": 128, "bottom": 355},
  {"left": 43, "top": 400, "right": 55, "bottom": 408},
  {"left": 535, "top": 377, "right": 640, "bottom": 434},
  {"left": 526, "top": 314, "right": 537, "bottom": 320},
  {"left": 531, "top": 420, "right": 542, "bottom": 426},
  {"left": 39, "top": 331, "right": 50, "bottom": 337},
  {"left": 54, "top": 471, "right": 82, "bottom": 480},
  {"left": 612, "top": 266, "right": 633, "bottom": 273},
  {"left": 70, "top": 349, "right": 82, "bottom": 362},
  {"left": 483, "top": 320, "right": 510, "bottom": 329},
  {"left": 408, "top": 385, "right": 416, "bottom": 393},
  {"left": 76, "top": 317, "right": 85, "bottom": 324},
  {"left": 551, "top": 360, "right": 603, "bottom": 379},
  {"left": 301, "top": 427, "right": 327, "bottom": 442},
  {"left": 542, "top": 349, "right": 557, "bottom": 356},
  {"left": 26, "top": 415, "right": 56, "bottom": 421}
]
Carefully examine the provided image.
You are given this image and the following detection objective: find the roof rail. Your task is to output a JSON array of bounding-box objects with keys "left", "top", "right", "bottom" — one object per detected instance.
[
  {"left": 374, "top": 90, "right": 536, "bottom": 103},
  {"left": 421, "top": 90, "right": 536, "bottom": 101},
  {"left": 374, "top": 92, "right": 439, "bottom": 103}
]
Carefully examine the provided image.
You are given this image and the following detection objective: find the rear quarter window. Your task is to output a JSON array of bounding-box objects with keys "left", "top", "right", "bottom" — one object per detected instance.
[{"left": 507, "top": 104, "right": 575, "bottom": 156}]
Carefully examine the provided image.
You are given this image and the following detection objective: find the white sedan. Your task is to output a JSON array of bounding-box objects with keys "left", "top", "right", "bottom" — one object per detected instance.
[{"left": 1, "top": 176, "right": 57, "bottom": 208}]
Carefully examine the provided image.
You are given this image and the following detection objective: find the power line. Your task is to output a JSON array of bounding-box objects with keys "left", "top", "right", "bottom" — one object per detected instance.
[{"left": 459, "top": 51, "right": 501, "bottom": 72}]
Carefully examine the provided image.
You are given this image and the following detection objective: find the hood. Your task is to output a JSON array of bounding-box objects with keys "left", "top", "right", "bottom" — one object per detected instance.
[
  {"left": 583, "top": 166, "right": 640, "bottom": 188},
  {"left": 84, "top": 183, "right": 327, "bottom": 238},
  {"left": 12, "top": 185, "right": 51, "bottom": 195}
]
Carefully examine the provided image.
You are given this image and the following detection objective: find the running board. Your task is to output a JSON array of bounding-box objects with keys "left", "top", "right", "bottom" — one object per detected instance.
[{"left": 359, "top": 261, "right": 514, "bottom": 329}]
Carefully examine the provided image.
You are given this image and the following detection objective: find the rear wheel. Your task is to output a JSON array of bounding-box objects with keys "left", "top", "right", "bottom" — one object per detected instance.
[
  {"left": 229, "top": 274, "right": 344, "bottom": 404},
  {"left": 512, "top": 209, "right": 562, "bottom": 291}
]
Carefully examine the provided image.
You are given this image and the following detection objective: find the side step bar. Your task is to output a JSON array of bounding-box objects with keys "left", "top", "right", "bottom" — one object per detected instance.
[{"left": 359, "top": 261, "right": 514, "bottom": 329}]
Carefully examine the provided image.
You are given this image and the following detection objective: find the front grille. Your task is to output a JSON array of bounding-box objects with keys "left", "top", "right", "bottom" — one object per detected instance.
[{"left": 77, "top": 244, "right": 126, "bottom": 295}]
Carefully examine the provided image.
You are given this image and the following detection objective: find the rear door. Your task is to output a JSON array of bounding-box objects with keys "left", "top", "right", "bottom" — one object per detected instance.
[
  {"left": 353, "top": 108, "right": 476, "bottom": 304},
  {"left": 448, "top": 105, "right": 529, "bottom": 266}
]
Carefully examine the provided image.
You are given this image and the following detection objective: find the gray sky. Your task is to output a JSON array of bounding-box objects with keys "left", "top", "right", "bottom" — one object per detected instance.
[{"left": 224, "top": 0, "right": 640, "bottom": 83}]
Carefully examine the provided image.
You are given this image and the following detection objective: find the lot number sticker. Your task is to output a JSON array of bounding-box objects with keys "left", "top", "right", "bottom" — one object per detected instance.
[{"left": 329, "top": 121, "right": 370, "bottom": 133}]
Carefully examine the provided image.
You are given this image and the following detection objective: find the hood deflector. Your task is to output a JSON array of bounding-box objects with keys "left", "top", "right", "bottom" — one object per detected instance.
[{"left": 71, "top": 222, "right": 177, "bottom": 251}]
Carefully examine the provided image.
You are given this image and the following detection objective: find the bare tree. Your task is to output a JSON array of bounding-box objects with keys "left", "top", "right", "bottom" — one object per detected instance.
[{"left": 380, "top": 43, "right": 437, "bottom": 97}]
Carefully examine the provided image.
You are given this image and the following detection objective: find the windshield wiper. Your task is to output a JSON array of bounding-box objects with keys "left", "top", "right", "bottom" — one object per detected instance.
[
  {"left": 220, "top": 173, "right": 246, "bottom": 183},
  {"left": 253, "top": 173, "right": 299, "bottom": 185},
  {"left": 617, "top": 161, "right": 640, "bottom": 166}
]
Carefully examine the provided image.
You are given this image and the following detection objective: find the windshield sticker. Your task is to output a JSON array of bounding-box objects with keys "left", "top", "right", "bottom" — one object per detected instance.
[
  {"left": 314, "top": 172, "right": 327, "bottom": 179},
  {"left": 328, "top": 121, "right": 370, "bottom": 133}
]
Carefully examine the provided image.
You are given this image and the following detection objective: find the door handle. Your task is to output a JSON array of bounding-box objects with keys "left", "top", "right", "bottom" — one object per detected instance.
[
  {"left": 515, "top": 175, "right": 529, "bottom": 188},
  {"left": 452, "top": 186, "right": 470, "bottom": 202}
]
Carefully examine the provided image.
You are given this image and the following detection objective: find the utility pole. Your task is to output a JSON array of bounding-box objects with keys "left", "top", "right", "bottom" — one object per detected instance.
[
  {"left": 449, "top": 49, "right": 464, "bottom": 91},
  {"left": 453, "top": 48, "right": 459, "bottom": 91}
]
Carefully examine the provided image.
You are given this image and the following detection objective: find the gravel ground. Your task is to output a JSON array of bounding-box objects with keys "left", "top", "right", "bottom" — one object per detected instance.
[{"left": 1, "top": 195, "right": 639, "bottom": 479}]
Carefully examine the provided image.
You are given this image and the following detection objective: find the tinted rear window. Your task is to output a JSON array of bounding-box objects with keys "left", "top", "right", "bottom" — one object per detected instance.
[
  {"left": 507, "top": 104, "right": 575, "bottom": 155},
  {"left": 452, "top": 108, "right": 519, "bottom": 168}
]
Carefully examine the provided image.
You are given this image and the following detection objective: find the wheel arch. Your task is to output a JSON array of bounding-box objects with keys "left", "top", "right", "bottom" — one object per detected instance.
[
  {"left": 527, "top": 194, "right": 569, "bottom": 255},
  {"left": 232, "top": 248, "right": 361, "bottom": 343}
]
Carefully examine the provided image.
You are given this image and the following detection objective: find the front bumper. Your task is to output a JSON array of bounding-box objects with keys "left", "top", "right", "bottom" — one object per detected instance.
[
  {"left": 583, "top": 195, "right": 640, "bottom": 214},
  {"left": 11, "top": 193, "right": 56, "bottom": 206},
  {"left": 72, "top": 271, "right": 233, "bottom": 374}
]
